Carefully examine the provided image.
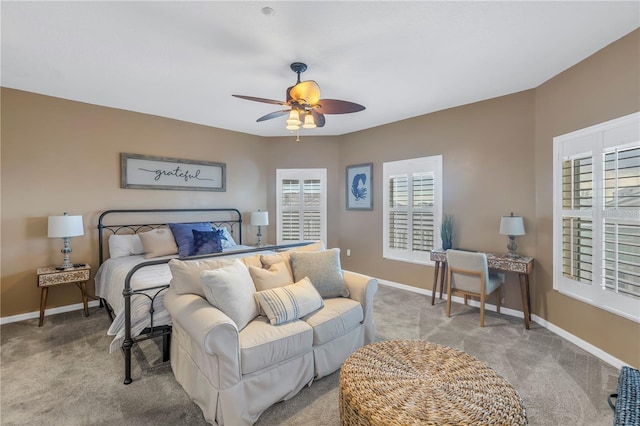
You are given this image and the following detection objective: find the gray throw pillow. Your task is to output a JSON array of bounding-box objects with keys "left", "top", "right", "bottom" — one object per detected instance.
[{"left": 289, "top": 248, "right": 349, "bottom": 298}]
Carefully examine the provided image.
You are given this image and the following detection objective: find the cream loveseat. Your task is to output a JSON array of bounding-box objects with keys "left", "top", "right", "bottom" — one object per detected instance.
[{"left": 164, "top": 245, "right": 378, "bottom": 426}]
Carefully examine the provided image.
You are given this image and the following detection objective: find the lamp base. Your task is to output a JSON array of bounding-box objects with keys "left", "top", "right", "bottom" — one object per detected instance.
[
  {"left": 57, "top": 237, "right": 74, "bottom": 269},
  {"left": 506, "top": 236, "right": 518, "bottom": 258},
  {"left": 256, "top": 226, "right": 263, "bottom": 247}
]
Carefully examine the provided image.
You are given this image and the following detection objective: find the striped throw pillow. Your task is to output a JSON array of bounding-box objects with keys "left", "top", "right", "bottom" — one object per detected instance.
[{"left": 254, "top": 277, "right": 324, "bottom": 325}]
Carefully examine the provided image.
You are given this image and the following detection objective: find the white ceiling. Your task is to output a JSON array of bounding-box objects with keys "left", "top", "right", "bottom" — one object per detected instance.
[{"left": 2, "top": 1, "right": 639, "bottom": 137}]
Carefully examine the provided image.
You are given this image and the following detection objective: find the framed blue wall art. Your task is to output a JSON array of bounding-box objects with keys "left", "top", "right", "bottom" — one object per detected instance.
[{"left": 346, "top": 163, "right": 373, "bottom": 210}]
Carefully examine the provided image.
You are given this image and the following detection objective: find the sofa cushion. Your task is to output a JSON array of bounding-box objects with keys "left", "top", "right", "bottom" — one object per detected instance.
[
  {"left": 200, "top": 260, "right": 259, "bottom": 331},
  {"left": 290, "top": 248, "right": 349, "bottom": 298},
  {"left": 254, "top": 277, "right": 324, "bottom": 325},
  {"left": 169, "top": 257, "right": 235, "bottom": 297},
  {"left": 138, "top": 227, "right": 178, "bottom": 258},
  {"left": 249, "top": 261, "right": 294, "bottom": 291},
  {"left": 302, "top": 297, "right": 363, "bottom": 346},
  {"left": 239, "top": 316, "right": 313, "bottom": 375}
]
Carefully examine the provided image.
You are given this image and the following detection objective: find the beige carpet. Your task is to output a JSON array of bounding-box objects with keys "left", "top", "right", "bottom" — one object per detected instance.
[{"left": 1, "top": 284, "right": 619, "bottom": 425}]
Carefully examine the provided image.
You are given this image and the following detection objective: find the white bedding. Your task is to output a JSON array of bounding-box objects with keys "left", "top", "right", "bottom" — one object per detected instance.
[{"left": 95, "top": 246, "right": 258, "bottom": 353}]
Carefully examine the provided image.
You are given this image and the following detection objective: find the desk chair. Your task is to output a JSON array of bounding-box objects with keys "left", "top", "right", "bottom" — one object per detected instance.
[{"left": 446, "top": 249, "right": 503, "bottom": 327}]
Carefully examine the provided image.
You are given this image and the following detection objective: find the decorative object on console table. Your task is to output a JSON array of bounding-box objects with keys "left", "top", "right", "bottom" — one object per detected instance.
[
  {"left": 250, "top": 210, "right": 269, "bottom": 246},
  {"left": 440, "top": 215, "right": 453, "bottom": 250},
  {"left": 37, "top": 264, "right": 90, "bottom": 326},
  {"left": 346, "top": 163, "right": 373, "bottom": 210},
  {"left": 48, "top": 212, "right": 84, "bottom": 269},
  {"left": 499, "top": 213, "right": 525, "bottom": 257}
]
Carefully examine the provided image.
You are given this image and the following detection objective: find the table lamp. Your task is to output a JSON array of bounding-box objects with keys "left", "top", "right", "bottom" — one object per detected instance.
[
  {"left": 48, "top": 212, "right": 84, "bottom": 269},
  {"left": 499, "top": 213, "right": 525, "bottom": 257},
  {"left": 250, "top": 210, "right": 269, "bottom": 247}
]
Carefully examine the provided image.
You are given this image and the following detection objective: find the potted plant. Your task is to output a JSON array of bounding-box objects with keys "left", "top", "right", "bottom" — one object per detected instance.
[{"left": 441, "top": 215, "right": 453, "bottom": 250}]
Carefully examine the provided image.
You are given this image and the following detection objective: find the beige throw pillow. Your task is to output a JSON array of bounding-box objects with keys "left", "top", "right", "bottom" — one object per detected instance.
[
  {"left": 290, "top": 248, "right": 349, "bottom": 298},
  {"left": 240, "top": 254, "right": 262, "bottom": 269},
  {"left": 200, "top": 259, "right": 259, "bottom": 331},
  {"left": 168, "top": 257, "right": 235, "bottom": 297},
  {"left": 260, "top": 252, "right": 293, "bottom": 280},
  {"left": 254, "top": 277, "right": 324, "bottom": 325},
  {"left": 138, "top": 227, "right": 178, "bottom": 258},
  {"left": 249, "top": 261, "right": 294, "bottom": 291}
]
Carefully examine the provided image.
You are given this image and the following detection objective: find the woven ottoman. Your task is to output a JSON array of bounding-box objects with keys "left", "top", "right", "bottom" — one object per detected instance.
[{"left": 339, "top": 340, "right": 527, "bottom": 425}]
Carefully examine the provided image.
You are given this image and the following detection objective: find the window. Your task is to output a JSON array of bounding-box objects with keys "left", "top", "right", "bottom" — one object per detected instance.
[
  {"left": 553, "top": 112, "right": 640, "bottom": 322},
  {"left": 276, "top": 169, "right": 327, "bottom": 245},
  {"left": 383, "top": 156, "right": 443, "bottom": 264}
]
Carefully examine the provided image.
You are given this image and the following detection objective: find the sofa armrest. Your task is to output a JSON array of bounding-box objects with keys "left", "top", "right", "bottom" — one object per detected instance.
[
  {"left": 344, "top": 270, "right": 377, "bottom": 305},
  {"left": 164, "top": 288, "right": 242, "bottom": 387},
  {"left": 343, "top": 270, "right": 378, "bottom": 321}
]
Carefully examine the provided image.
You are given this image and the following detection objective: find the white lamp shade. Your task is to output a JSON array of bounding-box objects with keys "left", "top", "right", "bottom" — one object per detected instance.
[
  {"left": 48, "top": 215, "right": 84, "bottom": 238},
  {"left": 250, "top": 211, "right": 269, "bottom": 226},
  {"left": 499, "top": 215, "right": 525, "bottom": 236}
]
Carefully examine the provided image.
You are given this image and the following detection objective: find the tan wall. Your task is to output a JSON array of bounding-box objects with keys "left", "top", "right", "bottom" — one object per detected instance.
[
  {"left": 533, "top": 29, "right": 640, "bottom": 367},
  {"left": 338, "top": 91, "right": 536, "bottom": 313},
  {"left": 0, "top": 88, "right": 270, "bottom": 317},
  {"left": 264, "top": 136, "right": 342, "bottom": 249}
]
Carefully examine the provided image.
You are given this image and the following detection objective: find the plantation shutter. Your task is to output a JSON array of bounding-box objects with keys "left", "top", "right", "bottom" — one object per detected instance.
[
  {"left": 553, "top": 112, "right": 640, "bottom": 322},
  {"left": 383, "top": 156, "right": 442, "bottom": 264},
  {"left": 602, "top": 146, "right": 640, "bottom": 298},
  {"left": 561, "top": 155, "right": 593, "bottom": 284},
  {"left": 276, "top": 169, "right": 326, "bottom": 245}
]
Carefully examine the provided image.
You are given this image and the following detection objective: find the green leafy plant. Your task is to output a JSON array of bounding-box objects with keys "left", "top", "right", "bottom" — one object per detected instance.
[{"left": 441, "top": 215, "right": 453, "bottom": 250}]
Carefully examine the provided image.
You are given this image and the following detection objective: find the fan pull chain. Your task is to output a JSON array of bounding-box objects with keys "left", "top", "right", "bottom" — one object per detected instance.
[{"left": 296, "top": 129, "right": 300, "bottom": 143}]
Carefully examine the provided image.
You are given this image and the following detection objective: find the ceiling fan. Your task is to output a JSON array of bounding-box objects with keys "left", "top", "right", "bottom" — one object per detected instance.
[{"left": 232, "top": 62, "right": 365, "bottom": 136}]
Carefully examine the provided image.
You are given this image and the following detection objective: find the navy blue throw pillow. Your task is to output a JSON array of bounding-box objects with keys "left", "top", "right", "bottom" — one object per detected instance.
[{"left": 192, "top": 229, "right": 224, "bottom": 256}]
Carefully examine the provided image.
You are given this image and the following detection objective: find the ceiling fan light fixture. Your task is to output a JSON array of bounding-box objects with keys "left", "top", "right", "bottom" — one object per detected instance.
[
  {"left": 302, "top": 113, "right": 316, "bottom": 129},
  {"left": 232, "top": 62, "right": 365, "bottom": 140},
  {"left": 286, "top": 109, "right": 301, "bottom": 130}
]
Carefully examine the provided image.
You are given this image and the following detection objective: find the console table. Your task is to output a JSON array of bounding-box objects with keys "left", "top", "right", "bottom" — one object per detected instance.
[{"left": 430, "top": 249, "right": 534, "bottom": 329}]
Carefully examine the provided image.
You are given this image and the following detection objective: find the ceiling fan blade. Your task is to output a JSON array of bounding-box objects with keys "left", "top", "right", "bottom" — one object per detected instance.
[
  {"left": 232, "top": 94, "right": 287, "bottom": 106},
  {"left": 257, "top": 110, "right": 290, "bottom": 122},
  {"left": 316, "top": 99, "right": 365, "bottom": 114},
  {"left": 290, "top": 80, "right": 321, "bottom": 105},
  {"left": 311, "top": 111, "right": 326, "bottom": 128}
]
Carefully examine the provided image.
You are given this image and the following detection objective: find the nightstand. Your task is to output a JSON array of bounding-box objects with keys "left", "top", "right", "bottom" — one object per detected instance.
[{"left": 37, "top": 264, "right": 90, "bottom": 326}]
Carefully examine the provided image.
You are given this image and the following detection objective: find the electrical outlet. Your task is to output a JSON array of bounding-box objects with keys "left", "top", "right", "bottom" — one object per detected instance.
[{"left": 346, "top": 249, "right": 351, "bottom": 256}]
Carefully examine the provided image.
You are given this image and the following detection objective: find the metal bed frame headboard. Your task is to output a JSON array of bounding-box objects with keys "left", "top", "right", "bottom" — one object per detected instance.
[{"left": 97, "top": 208, "right": 242, "bottom": 264}]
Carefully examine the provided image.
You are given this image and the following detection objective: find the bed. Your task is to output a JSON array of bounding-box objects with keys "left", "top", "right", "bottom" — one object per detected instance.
[{"left": 96, "top": 208, "right": 307, "bottom": 384}]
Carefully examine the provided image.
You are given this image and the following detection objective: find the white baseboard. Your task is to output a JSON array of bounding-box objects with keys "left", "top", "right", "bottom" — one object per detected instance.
[
  {"left": 0, "top": 300, "right": 101, "bottom": 325},
  {"left": 378, "top": 279, "right": 626, "bottom": 370}
]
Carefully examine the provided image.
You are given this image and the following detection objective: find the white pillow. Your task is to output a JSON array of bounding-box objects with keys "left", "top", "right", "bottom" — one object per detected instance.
[
  {"left": 108, "top": 234, "right": 144, "bottom": 258},
  {"left": 200, "top": 259, "right": 259, "bottom": 330},
  {"left": 254, "top": 277, "right": 324, "bottom": 325},
  {"left": 215, "top": 227, "right": 237, "bottom": 249},
  {"left": 168, "top": 257, "right": 235, "bottom": 297}
]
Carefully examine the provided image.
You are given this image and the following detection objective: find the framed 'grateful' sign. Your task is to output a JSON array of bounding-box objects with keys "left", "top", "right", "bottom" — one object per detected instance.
[{"left": 121, "top": 153, "right": 226, "bottom": 191}]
